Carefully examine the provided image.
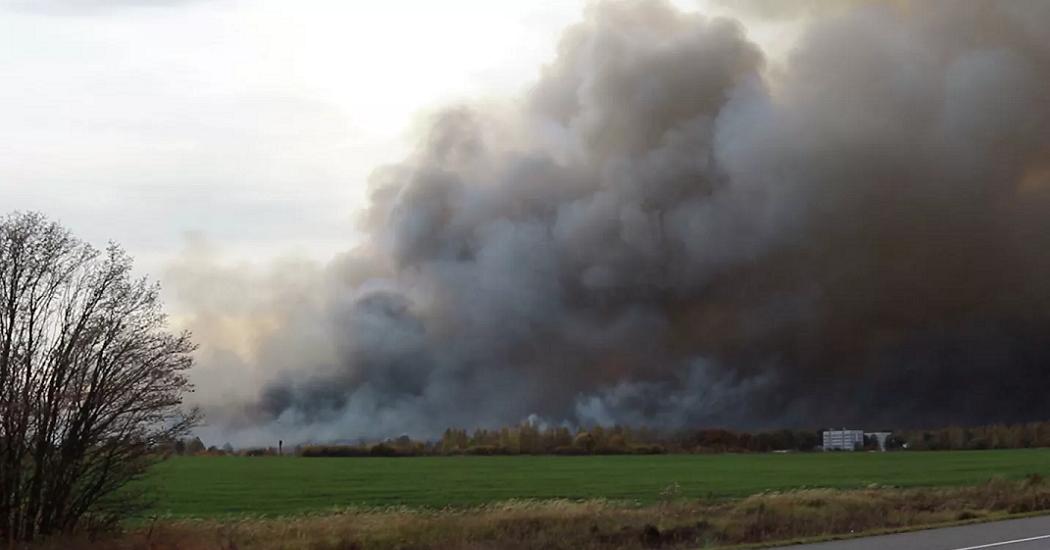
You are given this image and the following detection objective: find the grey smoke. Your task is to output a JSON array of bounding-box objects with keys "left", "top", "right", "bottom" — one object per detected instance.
[{"left": 172, "top": 0, "right": 1050, "bottom": 445}]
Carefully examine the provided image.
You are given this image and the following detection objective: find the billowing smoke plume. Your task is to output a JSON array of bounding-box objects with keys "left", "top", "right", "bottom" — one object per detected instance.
[{"left": 172, "top": 0, "right": 1050, "bottom": 444}]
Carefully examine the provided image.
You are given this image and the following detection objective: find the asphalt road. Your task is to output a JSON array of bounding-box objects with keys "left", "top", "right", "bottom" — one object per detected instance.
[{"left": 770, "top": 516, "right": 1050, "bottom": 549}]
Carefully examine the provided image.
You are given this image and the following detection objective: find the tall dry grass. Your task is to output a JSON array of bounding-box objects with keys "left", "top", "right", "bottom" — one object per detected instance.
[{"left": 20, "top": 476, "right": 1050, "bottom": 550}]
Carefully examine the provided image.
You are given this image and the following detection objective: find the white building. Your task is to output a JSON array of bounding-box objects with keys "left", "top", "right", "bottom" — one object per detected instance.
[
  {"left": 822, "top": 429, "right": 894, "bottom": 451},
  {"left": 822, "top": 429, "right": 865, "bottom": 451}
]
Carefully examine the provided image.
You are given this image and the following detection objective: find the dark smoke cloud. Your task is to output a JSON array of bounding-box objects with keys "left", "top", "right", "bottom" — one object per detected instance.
[{"left": 172, "top": 0, "right": 1050, "bottom": 445}]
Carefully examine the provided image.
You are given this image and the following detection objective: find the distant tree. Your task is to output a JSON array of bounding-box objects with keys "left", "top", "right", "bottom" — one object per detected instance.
[
  {"left": 883, "top": 434, "right": 905, "bottom": 450},
  {"left": 573, "top": 432, "right": 596, "bottom": 453},
  {"left": 0, "top": 212, "right": 197, "bottom": 542},
  {"left": 519, "top": 423, "right": 539, "bottom": 454},
  {"left": 590, "top": 426, "right": 607, "bottom": 449},
  {"left": 186, "top": 437, "right": 206, "bottom": 455},
  {"left": 551, "top": 426, "right": 573, "bottom": 449},
  {"left": 795, "top": 431, "right": 820, "bottom": 452},
  {"left": 498, "top": 427, "right": 517, "bottom": 453},
  {"left": 441, "top": 428, "right": 469, "bottom": 454},
  {"left": 605, "top": 434, "right": 627, "bottom": 452},
  {"left": 369, "top": 443, "right": 398, "bottom": 457}
]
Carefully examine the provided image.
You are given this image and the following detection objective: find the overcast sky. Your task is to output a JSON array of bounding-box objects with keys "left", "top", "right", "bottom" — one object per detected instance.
[{"left": 0, "top": 0, "right": 796, "bottom": 283}]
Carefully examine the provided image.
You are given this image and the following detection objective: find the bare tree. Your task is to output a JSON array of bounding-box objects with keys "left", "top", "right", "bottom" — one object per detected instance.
[{"left": 0, "top": 212, "right": 197, "bottom": 542}]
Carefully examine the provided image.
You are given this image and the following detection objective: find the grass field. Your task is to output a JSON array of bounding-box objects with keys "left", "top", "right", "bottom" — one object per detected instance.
[{"left": 138, "top": 449, "right": 1050, "bottom": 518}]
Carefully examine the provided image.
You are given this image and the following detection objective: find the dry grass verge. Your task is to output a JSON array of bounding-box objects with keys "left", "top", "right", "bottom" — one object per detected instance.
[{"left": 22, "top": 476, "right": 1050, "bottom": 550}]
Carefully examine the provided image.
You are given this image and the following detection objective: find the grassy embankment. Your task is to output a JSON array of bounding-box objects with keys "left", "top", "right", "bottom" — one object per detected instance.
[
  {"left": 39, "top": 478, "right": 1050, "bottom": 549},
  {"left": 140, "top": 449, "right": 1050, "bottom": 517},
  {"left": 28, "top": 449, "right": 1050, "bottom": 549}
]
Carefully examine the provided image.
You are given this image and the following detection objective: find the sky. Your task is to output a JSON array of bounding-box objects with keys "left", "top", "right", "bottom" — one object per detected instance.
[{"left": 0, "top": 0, "right": 796, "bottom": 283}]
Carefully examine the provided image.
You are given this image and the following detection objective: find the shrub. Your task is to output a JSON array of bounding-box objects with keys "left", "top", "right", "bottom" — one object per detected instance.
[
  {"left": 300, "top": 445, "right": 371, "bottom": 458},
  {"left": 369, "top": 443, "right": 399, "bottom": 457}
]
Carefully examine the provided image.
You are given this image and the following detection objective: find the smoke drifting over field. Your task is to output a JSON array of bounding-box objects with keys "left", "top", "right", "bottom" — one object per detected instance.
[{"left": 174, "top": 0, "right": 1050, "bottom": 444}]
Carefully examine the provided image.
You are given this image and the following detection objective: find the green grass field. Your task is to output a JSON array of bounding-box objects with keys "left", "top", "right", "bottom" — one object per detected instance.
[{"left": 138, "top": 450, "right": 1050, "bottom": 518}]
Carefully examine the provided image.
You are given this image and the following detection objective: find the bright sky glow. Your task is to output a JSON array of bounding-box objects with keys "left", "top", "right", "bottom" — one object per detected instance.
[{"left": 0, "top": 0, "right": 797, "bottom": 279}]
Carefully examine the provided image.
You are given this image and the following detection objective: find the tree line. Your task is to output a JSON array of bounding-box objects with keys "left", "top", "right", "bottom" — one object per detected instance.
[
  {"left": 893, "top": 423, "right": 1050, "bottom": 451},
  {"left": 214, "top": 421, "right": 1050, "bottom": 458},
  {"left": 290, "top": 425, "right": 823, "bottom": 457}
]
